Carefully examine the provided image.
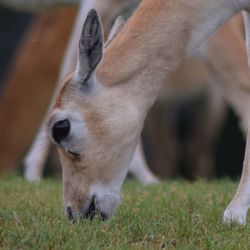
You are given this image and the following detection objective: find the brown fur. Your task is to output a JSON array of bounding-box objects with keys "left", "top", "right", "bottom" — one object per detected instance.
[{"left": 0, "top": 8, "right": 76, "bottom": 172}]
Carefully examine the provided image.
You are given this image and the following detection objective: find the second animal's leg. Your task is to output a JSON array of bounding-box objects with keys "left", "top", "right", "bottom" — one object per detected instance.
[
  {"left": 24, "top": 127, "right": 50, "bottom": 181},
  {"left": 128, "top": 142, "right": 159, "bottom": 185}
]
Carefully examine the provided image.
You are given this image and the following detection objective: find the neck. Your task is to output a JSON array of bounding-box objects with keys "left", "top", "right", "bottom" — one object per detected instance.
[{"left": 97, "top": 0, "right": 247, "bottom": 112}]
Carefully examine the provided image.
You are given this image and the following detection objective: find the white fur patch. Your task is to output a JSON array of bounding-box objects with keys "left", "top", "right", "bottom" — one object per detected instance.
[{"left": 223, "top": 204, "right": 248, "bottom": 225}]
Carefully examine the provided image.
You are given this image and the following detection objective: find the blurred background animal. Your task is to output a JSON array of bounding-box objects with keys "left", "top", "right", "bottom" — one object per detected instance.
[{"left": 0, "top": 0, "right": 246, "bottom": 182}]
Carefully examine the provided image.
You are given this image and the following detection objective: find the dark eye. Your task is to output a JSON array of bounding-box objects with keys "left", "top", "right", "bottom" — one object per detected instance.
[{"left": 52, "top": 119, "right": 71, "bottom": 143}]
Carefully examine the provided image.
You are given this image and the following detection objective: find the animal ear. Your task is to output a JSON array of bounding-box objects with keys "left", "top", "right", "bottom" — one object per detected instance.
[
  {"left": 76, "top": 9, "right": 104, "bottom": 83},
  {"left": 105, "top": 16, "right": 125, "bottom": 48}
]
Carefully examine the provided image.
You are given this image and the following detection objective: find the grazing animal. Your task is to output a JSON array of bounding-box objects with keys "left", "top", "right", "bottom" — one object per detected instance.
[
  {"left": 1, "top": 0, "right": 250, "bottom": 224},
  {"left": 44, "top": 0, "right": 250, "bottom": 224}
]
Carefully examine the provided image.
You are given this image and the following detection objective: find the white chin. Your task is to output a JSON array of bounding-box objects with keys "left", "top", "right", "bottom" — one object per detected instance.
[{"left": 95, "top": 192, "right": 121, "bottom": 219}]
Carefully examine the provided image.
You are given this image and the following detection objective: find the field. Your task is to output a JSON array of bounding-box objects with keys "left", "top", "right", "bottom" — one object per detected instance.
[{"left": 1, "top": 177, "right": 250, "bottom": 249}]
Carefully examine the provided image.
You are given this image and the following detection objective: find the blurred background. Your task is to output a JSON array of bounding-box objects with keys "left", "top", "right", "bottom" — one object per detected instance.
[{"left": 0, "top": 2, "right": 246, "bottom": 180}]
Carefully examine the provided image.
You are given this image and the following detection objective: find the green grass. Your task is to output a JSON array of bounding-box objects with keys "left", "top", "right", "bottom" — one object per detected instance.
[{"left": 0, "top": 177, "right": 250, "bottom": 249}]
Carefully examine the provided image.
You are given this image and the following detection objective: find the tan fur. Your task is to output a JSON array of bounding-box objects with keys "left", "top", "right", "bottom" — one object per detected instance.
[
  {"left": 0, "top": 8, "right": 76, "bottom": 172},
  {"left": 97, "top": 1, "right": 190, "bottom": 87}
]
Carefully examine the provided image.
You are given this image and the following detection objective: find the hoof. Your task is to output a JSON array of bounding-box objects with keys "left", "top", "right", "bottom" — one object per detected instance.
[{"left": 223, "top": 205, "right": 247, "bottom": 225}]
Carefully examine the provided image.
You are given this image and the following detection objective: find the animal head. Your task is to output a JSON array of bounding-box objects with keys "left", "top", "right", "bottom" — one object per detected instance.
[{"left": 47, "top": 10, "right": 142, "bottom": 220}]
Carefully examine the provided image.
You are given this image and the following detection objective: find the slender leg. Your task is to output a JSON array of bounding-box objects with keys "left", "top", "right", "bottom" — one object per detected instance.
[
  {"left": 210, "top": 77, "right": 250, "bottom": 224},
  {"left": 224, "top": 129, "right": 250, "bottom": 224},
  {"left": 200, "top": 19, "right": 250, "bottom": 223},
  {"left": 24, "top": 126, "right": 50, "bottom": 181},
  {"left": 128, "top": 141, "right": 159, "bottom": 185}
]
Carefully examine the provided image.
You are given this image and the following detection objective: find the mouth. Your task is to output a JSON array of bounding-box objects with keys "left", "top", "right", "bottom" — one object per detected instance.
[
  {"left": 67, "top": 196, "right": 108, "bottom": 221},
  {"left": 67, "top": 150, "right": 80, "bottom": 158},
  {"left": 85, "top": 196, "right": 108, "bottom": 220}
]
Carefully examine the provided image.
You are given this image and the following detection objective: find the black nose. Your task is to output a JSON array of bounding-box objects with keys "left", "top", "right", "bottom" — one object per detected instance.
[
  {"left": 52, "top": 119, "right": 70, "bottom": 143},
  {"left": 85, "top": 198, "right": 96, "bottom": 220},
  {"left": 85, "top": 197, "right": 108, "bottom": 221},
  {"left": 67, "top": 206, "right": 73, "bottom": 220}
]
